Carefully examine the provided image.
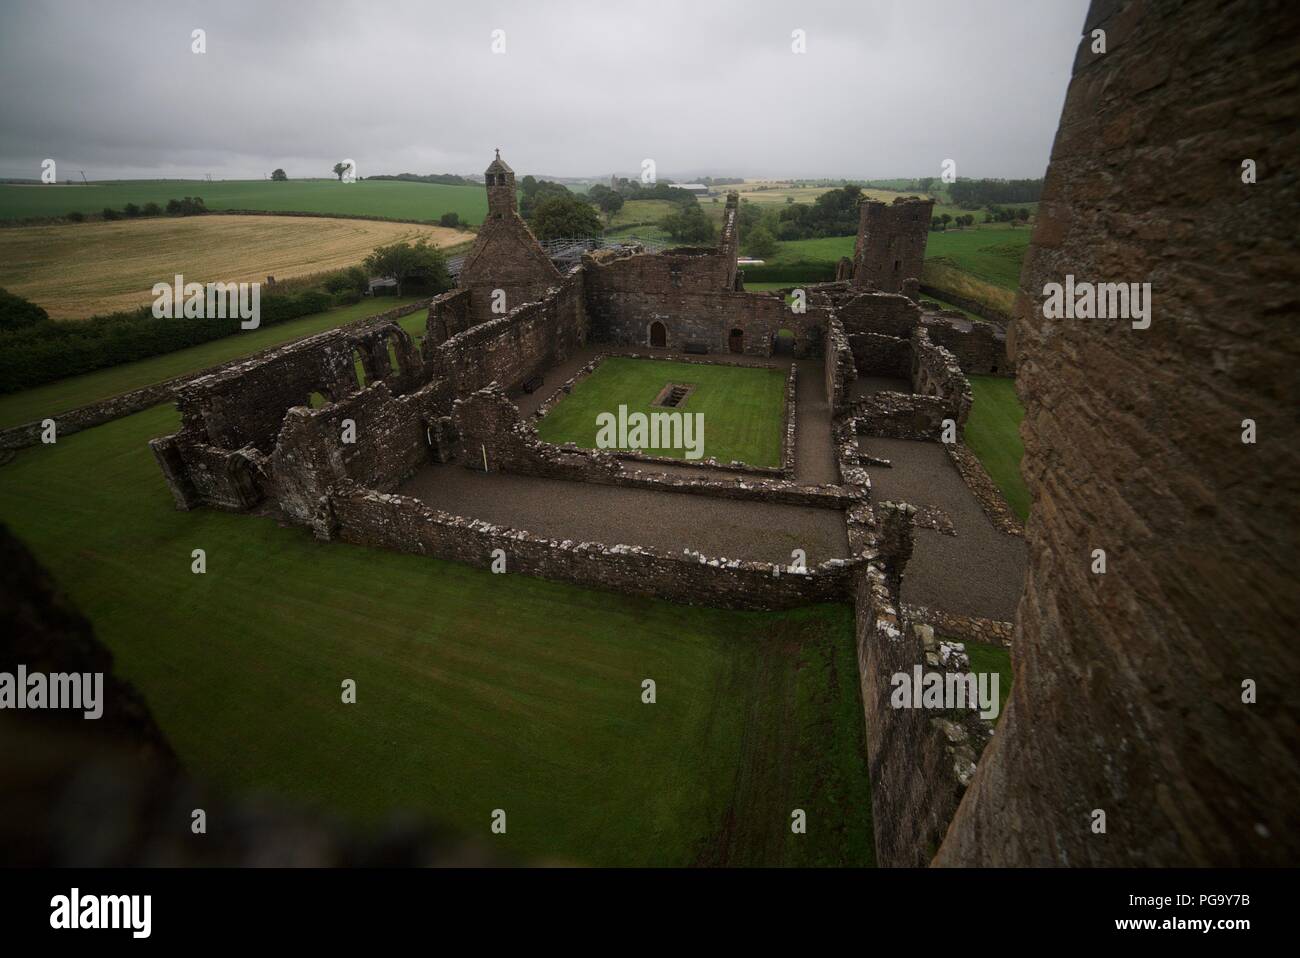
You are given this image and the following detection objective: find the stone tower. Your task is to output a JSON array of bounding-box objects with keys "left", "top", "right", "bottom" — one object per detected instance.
[
  {"left": 852, "top": 196, "right": 934, "bottom": 297},
  {"left": 485, "top": 149, "right": 517, "bottom": 219},
  {"left": 935, "top": 0, "right": 1299, "bottom": 867}
]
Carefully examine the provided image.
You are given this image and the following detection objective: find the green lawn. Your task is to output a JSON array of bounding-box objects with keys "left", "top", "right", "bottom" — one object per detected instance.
[
  {"left": 0, "top": 179, "right": 489, "bottom": 225},
  {"left": 965, "top": 375, "right": 1029, "bottom": 520},
  {"left": 536, "top": 357, "right": 787, "bottom": 468},
  {"left": 0, "top": 296, "right": 426, "bottom": 429},
  {"left": 0, "top": 405, "right": 873, "bottom": 866},
  {"left": 963, "top": 640, "right": 1012, "bottom": 718},
  {"left": 765, "top": 224, "right": 1030, "bottom": 293}
]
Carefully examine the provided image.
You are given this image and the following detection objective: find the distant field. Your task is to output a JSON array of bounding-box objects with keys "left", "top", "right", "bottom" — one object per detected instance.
[
  {"left": 0, "top": 296, "right": 426, "bottom": 429},
  {"left": 0, "top": 179, "right": 489, "bottom": 224},
  {"left": 924, "top": 224, "right": 1030, "bottom": 290},
  {"left": 607, "top": 199, "right": 676, "bottom": 229},
  {"left": 0, "top": 405, "right": 874, "bottom": 866},
  {"left": 0, "top": 215, "right": 465, "bottom": 318},
  {"left": 537, "top": 356, "right": 787, "bottom": 468}
]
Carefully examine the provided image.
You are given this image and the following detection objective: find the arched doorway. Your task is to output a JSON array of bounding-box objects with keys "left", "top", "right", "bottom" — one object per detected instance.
[
  {"left": 649, "top": 321, "right": 667, "bottom": 348},
  {"left": 729, "top": 328, "right": 744, "bottom": 354}
]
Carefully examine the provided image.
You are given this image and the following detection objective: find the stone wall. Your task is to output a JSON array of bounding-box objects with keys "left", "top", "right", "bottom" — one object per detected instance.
[
  {"left": 584, "top": 253, "right": 827, "bottom": 357},
  {"left": 911, "top": 328, "right": 973, "bottom": 430},
  {"left": 432, "top": 272, "right": 587, "bottom": 396},
  {"left": 848, "top": 332, "right": 911, "bottom": 380},
  {"left": 455, "top": 384, "right": 849, "bottom": 510},
  {"left": 323, "top": 481, "right": 858, "bottom": 611},
  {"left": 263, "top": 378, "right": 450, "bottom": 524},
  {"left": 0, "top": 299, "right": 432, "bottom": 453},
  {"left": 921, "top": 310, "right": 1012, "bottom": 376},
  {"left": 852, "top": 392, "right": 951, "bottom": 442},
  {"left": 937, "top": 0, "right": 1300, "bottom": 867},
  {"left": 824, "top": 315, "right": 856, "bottom": 415},
  {"left": 835, "top": 290, "right": 923, "bottom": 340},
  {"left": 852, "top": 197, "right": 935, "bottom": 295}
]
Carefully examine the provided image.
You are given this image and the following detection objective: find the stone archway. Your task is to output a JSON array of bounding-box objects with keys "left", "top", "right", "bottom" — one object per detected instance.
[
  {"left": 728, "top": 328, "right": 744, "bottom": 354},
  {"left": 649, "top": 321, "right": 667, "bottom": 348}
]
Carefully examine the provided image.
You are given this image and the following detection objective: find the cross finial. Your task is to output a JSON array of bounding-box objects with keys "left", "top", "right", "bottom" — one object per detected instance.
[{"left": 495, "top": 147, "right": 500, "bottom": 159}]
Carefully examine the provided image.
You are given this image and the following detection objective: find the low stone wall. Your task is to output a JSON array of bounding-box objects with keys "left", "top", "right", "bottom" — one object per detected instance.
[
  {"left": 0, "top": 299, "right": 432, "bottom": 453},
  {"left": 459, "top": 385, "right": 849, "bottom": 509},
  {"left": 324, "top": 481, "right": 860, "bottom": 611},
  {"left": 903, "top": 604, "right": 1014, "bottom": 648},
  {"left": 946, "top": 443, "right": 1024, "bottom": 537},
  {"left": 919, "top": 285, "right": 1012, "bottom": 330},
  {"left": 533, "top": 352, "right": 798, "bottom": 478},
  {"left": 851, "top": 392, "right": 951, "bottom": 442}
]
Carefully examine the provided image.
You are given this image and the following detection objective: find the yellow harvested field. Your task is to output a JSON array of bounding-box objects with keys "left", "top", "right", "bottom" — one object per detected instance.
[{"left": 0, "top": 214, "right": 468, "bottom": 319}]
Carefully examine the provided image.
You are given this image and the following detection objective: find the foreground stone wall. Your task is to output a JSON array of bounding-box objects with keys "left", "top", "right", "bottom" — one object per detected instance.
[
  {"left": 324, "top": 481, "right": 858, "bottom": 611},
  {"left": 825, "top": 315, "right": 856, "bottom": 415},
  {"left": 921, "top": 310, "right": 1012, "bottom": 376},
  {"left": 937, "top": 0, "right": 1300, "bottom": 867},
  {"left": 911, "top": 328, "right": 973, "bottom": 430}
]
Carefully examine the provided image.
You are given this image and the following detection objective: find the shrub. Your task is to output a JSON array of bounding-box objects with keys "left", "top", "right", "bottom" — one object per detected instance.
[
  {"left": 143, "top": 202, "right": 162, "bottom": 216},
  {"left": 0, "top": 288, "right": 50, "bottom": 332},
  {"left": 0, "top": 289, "right": 336, "bottom": 395},
  {"left": 123, "top": 203, "right": 141, "bottom": 218},
  {"left": 66, "top": 211, "right": 85, "bottom": 223},
  {"left": 102, "top": 207, "right": 122, "bottom": 221},
  {"left": 439, "top": 211, "right": 460, "bottom": 228}
]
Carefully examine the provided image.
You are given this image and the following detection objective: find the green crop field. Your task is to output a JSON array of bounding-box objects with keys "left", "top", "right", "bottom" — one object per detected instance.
[
  {"left": 0, "top": 296, "right": 427, "bottom": 430},
  {"left": 536, "top": 356, "right": 787, "bottom": 468},
  {"left": 924, "top": 224, "right": 1030, "bottom": 291},
  {"left": 0, "top": 179, "right": 490, "bottom": 225},
  {"left": 0, "top": 404, "right": 874, "bottom": 866},
  {"left": 966, "top": 375, "right": 1029, "bottom": 520}
]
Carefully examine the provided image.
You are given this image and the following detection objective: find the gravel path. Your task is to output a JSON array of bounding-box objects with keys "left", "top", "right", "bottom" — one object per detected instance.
[
  {"left": 862, "top": 436, "right": 1026, "bottom": 621},
  {"left": 399, "top": 465, "right": 850, "bottom": 565}
]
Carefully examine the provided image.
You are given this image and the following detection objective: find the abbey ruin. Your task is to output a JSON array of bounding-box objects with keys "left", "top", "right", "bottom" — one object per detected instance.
[{"left": 145, "top": 0, "right": 1299, "bottom": 867}]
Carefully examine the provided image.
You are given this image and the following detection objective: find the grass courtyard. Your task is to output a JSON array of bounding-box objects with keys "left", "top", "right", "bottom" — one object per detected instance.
[
  {"left": 0, "top": 404, "right": 875, "bottom": 867},
  {"left": 965, "top": 375, "right": 1030, "bottom": 520},
  {"left": 536, "top": 356, "right": 787, "bottom": 468}
]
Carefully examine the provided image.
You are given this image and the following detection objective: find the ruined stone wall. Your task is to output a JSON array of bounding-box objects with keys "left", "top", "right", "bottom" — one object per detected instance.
[
  {"left": 921, "top": 311, "right": 1012, "bottom": 376},
  {"left": 911, "top": 328, "right": 973, "bottom": 430},
  {"left": 433, "top": 272, "right": 587, "bottom": 396},
  {"left": 835, "top": 291, "right": 923, "bottom": 340},
  {"left": 324, "top": 482, "right": 858, "bottom": 611},
  {"left": 852, "top": 197, "right": 934, "bottom": 294},
  {"left": 848, "top": 332, "right": 911, "bottom": 380},
  {"left": 855, "top": 561, "right": 992, "bottom": 867},
  {"left": 852, "top": 392, "right": 951, "bottom": 442},
  {"left": 585, "top": 255, "right": 827, "bottom": 356},
  {"left": 453, "top": 385, "right": 849, "bottom": 510},
  {"left": 937, "top": 0, "right": 1300, "bottom": 867},
  {"left": 717, "top": 192, "right": 741, "bottom": 290},
  {"left": 264, "top": 378, "right": 452, "bottom": 524},
  {"left": 422, "top": 287, "right": 475, "bottom": 350},
  {"left": 824, "top": 316, "right": 856, "bottom": 415}
]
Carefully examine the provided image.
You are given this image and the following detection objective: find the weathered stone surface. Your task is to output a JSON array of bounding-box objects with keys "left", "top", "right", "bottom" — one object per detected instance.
[{"left": 937, "top": 0, "right": 1300, "bottom": 867}]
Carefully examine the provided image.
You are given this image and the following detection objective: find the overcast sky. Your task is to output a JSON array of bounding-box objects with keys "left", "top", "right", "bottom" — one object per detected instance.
[{"left": 0, "top": 0, "right": 1090, "bottom": 182}]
